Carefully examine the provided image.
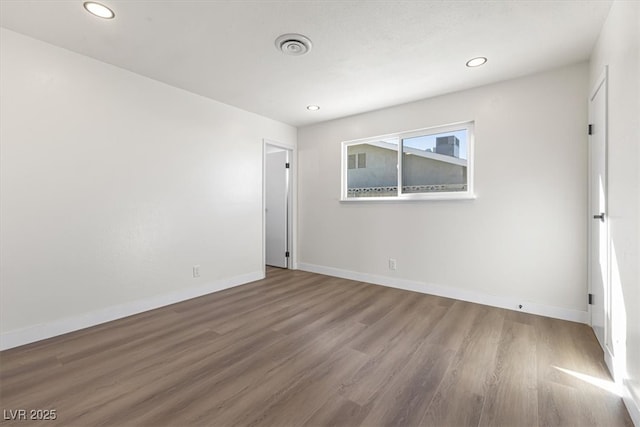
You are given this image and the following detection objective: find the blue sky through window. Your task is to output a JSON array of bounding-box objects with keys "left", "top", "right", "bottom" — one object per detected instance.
[{"left": 403, "top": 130, "right": 468, "bottom": 160}]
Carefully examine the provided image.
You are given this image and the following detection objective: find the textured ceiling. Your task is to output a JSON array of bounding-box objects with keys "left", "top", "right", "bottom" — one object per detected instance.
[{"left": 0, "top": 0, "right": 612, "bottom": 127}]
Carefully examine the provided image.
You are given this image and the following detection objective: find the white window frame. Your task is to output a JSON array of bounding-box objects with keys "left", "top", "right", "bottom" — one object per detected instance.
[{"left": 340, "top": 121, "right": 475, "bottom": 201}]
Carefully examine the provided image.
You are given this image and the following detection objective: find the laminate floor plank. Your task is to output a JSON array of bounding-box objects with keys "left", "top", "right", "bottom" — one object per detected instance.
[
  {"left": 226, "top": 347, "right": 369, "bottom": 427},
  {"left": 210, "top": 275, "right": 342, "bottom": 334},
  {"left": 356, "top": 301, "right": 486, "bottom": 427},
  {"left": 0, "top": 307, "right": 181, "bottom": 372},
  {"left": 341, "top": 300, "right": 449, "bottom": 407},
  {"left": 267, "top": 279, "right": 370, "bottom": 334},
  {"left": 421, "top": 307, "right": 504, "bottom": 427},
  {"left": 184, "top": 322, "right": 369, "bottom": 426},
  {"left": 302, "top": 396, "right": 373, "bottom": 427},
  {"left": 47, "top": 328, "right": 280, "bottom": 427},
  {"left": 534, "top": 316, "right": 633, "bottom": 427},
  {"left": 0, "top": 268, "right": 632, "bottom": 426},
  {"left": 271, "top": 281, "right": 374, "bottom": 336},
  {"left": 477, "top": 319, "right": 539, "bottom": 427},
  {"left": 358, "top": 342, "right": 456, "bottom": 427},
  {"left": 137, "top": 312, "right": 367, "bottom": 426},
  {"left": 2, "top": 328, "right": 221, "bottom": 414},
  {"left": 348, "top": 290, "right": 425, "bottom": 355},
  {"left": 133, "top": 281, "right": 378, "bottom": 426}
]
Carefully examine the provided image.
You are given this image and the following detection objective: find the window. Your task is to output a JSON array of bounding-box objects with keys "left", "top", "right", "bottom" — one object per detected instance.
[
  {"left": 341, "top": 122, "right": 474, "bottom": 200},
  {"left": 348, "top": 153, "right": 367, "bottom": 169}
]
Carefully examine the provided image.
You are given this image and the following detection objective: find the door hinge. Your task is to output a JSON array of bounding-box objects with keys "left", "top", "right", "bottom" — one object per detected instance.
[
  {"left": 588, "top": 124, "right": 593, "bottom": 135},
  {"left": 285, "top": 162, "right": 290, "bottom": 169},
  {"left": 588, "top": 293, "right": 594, "bottom": 305},
  {"left": 285, "top": 251, "right": 290, "bottom": 258}
]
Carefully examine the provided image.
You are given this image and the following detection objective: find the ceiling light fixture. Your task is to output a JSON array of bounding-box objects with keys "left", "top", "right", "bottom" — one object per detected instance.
[
  {"left": 306, "top": 105, "right": 320, "bottom": 111},
  {"left": 276, "top": 34, "right": 313, "bottom": 56},
  {"left": 466, "top": 57, "right": 487, "bottom": 67},
  {"left": 83, "top": 2, "right": 115, "bottom": 19}
]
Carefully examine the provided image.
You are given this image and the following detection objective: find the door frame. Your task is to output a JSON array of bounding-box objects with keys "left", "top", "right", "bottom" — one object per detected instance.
[
  {"left": 262, "top": 139, "right": 296, "bottom": 275},
  {"left": 587, "top": 67, "right": 611, "bottom": 363}
]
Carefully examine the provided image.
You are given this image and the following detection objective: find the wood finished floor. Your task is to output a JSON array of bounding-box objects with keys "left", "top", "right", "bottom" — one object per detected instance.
[{"left": 0, "top": 268, "right": 633, "bottom": 427}]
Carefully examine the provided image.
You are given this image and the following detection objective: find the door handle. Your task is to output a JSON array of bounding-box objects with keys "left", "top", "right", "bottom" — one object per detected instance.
[{"left": 593, "top": 213, "right": 605, "bottom": 222}]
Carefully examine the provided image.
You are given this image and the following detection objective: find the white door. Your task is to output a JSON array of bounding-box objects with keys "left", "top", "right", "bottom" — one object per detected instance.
[
  {"left": 589, "top": 70, "right": 608, "bottom": 352},
  {"left": 265, "top": 148, "right": 289, "bottom": 268}
]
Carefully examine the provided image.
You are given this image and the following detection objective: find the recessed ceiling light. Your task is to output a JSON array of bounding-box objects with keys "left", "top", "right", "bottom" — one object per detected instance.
[
  {"left": 466, "top": 57, "right": 487, "bottom": 67},
  {"left": 83, "top": 2, "right": 115, "bottom": 19},
  {"left": 276, "top": 34, "right": 313, "bottom": 56},
  {"left": 306, "top": 105, "right": 320, "bottom": 111}
]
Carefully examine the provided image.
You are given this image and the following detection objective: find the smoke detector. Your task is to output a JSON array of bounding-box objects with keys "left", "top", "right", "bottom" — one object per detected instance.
[{"left": 275, "top": 34, "right": 312, "bottom": 56}]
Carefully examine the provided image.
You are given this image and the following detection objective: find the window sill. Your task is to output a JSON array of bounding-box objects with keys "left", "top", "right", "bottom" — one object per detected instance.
[{"left": 340, "top": 193, "right": 477, "bottom": 202}]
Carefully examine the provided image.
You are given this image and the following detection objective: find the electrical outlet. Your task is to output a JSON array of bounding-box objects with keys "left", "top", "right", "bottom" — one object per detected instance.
[
  {"left": 193, "top": 265, "right": 200, "bottom": 278},
  {"left": 388, "top": 258, "right": 397, "bottom": 271}
]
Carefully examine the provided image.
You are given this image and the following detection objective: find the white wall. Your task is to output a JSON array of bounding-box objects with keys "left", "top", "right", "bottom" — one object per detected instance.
[
  {"left": 0, "top": 29, "right": 296, "bottom": 348},
  {"left": 298, "top": 63, "right": 589, "bottom": 320},
  {"left": 589, "top": 1, "right": 640, "bottom": 421}
]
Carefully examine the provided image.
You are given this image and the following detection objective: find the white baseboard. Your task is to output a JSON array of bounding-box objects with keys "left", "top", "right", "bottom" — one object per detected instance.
[
  {"left": 624, "top": 380, "right": 640, "bottom": 427},
  {"left": 603, "top": 339, "right": 639, "bottom": 426},
  {"left": 604, "top": 346, "right": 620, "bottom": 383},
  {"left": 298, "top": 263, "right": 588, "bottom": 324},
  {"left": 0, "top": 271, "right": 264, "bottom": 351}
]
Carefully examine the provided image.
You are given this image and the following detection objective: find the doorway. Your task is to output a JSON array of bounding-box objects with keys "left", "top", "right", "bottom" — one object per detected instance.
[
  {"left": 588, "top": 68, "right": 610, "bottom": 357},
  {"left": 264, "top": 142, "right": 293, "bottom": 269}
]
